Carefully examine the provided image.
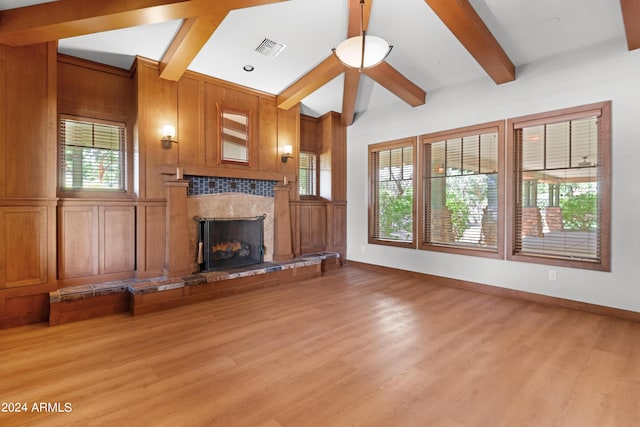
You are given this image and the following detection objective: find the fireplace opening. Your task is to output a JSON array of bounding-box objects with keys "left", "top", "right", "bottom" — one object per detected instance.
[{"left": 196, "top": 215, "right": 265, "bottom": 271}]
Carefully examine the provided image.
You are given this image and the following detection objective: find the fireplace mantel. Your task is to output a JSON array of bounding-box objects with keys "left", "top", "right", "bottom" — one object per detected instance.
[{"left": 160, "top": 163, "right": 295, "bottom": 183}]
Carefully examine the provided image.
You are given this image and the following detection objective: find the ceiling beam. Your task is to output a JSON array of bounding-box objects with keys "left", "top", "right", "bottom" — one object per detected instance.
[
  {"left": 0, "top": 0, "right": 287, "bottom": 47},
  {"left": 424, "top": 0, "right": 515, "bottom": 84},
  {"left": 159, "top": 15, "right": 225, "bottom": 81},
  {"left": 277, "top": 55, "right": 345, "bottom": 110},
  {"left": 347, "top": 0, "right": 372, "bottom": 38},
  {"left": 341, "top": 68, "right": 360, "bottom": 126},
  {"left": 364, "top": 61, "right": 426, "bottom": 107},
  {"left": 620, "top": 0, "right": 640, "bottom": 50}
]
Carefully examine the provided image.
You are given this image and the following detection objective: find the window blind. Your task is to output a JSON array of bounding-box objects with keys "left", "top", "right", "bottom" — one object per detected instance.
[
  {"left": 514, "top": 116, "right": 600, "bottom": 261},
  {"left": 369, "top": 142, "right": 414, "bottom": 244},
  {"left": 59, "top": 117, "right": 126, "bottom": 191},
  {"left": 299, "top": 152, "right": 317, "bottom": 196},
  {"left": 423, "top": 131, "right": 499, "bottom": 250}
]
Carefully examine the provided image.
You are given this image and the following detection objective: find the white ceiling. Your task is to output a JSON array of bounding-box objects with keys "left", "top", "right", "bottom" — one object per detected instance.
[{"left": 1, "top": 0, "right": 627, "bottom": 119}]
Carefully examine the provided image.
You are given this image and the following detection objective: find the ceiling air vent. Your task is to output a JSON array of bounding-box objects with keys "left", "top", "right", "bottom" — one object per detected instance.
[{"left": 255, "top": 38, "right": 286, "bottom": 59}]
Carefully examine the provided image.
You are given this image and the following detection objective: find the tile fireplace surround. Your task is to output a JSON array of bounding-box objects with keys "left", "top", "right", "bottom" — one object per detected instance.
[{"left": 185, "top": 175, "right": 278, "bottom": 268}]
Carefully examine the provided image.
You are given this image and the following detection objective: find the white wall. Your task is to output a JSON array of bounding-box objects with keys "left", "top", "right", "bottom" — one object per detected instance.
[{"left": 346, "top": 39, "right": 640, "bottom": 312}]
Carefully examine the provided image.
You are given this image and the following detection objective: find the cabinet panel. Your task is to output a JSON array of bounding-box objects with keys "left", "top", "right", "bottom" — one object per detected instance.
[
  {"left": 0, "top": 207, "right": 47, "bottom": 287},
  {"left": 327, "top": 202, "right": 347, "bottom": 261},
  {"left": 100, "top": 206, "right": 135, "bottom": 274},
  {"left": 299, "top": 203, "right": 326, "bottom": 254},
  {"left": 58, "top": 206, "right": 99, "bottom": 279}
]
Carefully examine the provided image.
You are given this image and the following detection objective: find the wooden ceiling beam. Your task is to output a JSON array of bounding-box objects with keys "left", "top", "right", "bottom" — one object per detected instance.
[
  {"left": 0, "top": 0, "right": 286, "bottom": 47},
  {"left": 620, "top": 0, "right": 640, "bottom": 50},
  {"left": 347, "top": 0, "right": 372, "bottom": 38},
  {"left": 364, "top": 61, "right": 426, "bottom": 107},
  {"left": 424, "top": 0, "right": 515, "bottom": 84},
  {"left": 159, "top": 15, "right": 225, "bottom": 81},
  {"left": 341, "top": 68, "right": 360, "bottom": 126},
  {"left": 277, "top": 55, "right": 345, "bottom": 110}
]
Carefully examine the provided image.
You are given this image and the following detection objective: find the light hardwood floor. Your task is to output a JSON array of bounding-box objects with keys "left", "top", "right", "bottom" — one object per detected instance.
[{"left": 1, "top": 265, "right": 640, "bottom": 426}]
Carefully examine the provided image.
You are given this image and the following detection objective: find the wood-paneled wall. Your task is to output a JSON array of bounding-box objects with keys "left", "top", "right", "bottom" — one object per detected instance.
[
  {"left": 291, "top": 113, "right": 347, "bottom": 261},
  {"left": 0, "top": 42, "right": 57, "bottom": 328},
  {"left": 0, "top": 48, "right": 346, "bottom": 328},
  {"left": 135, "top": 57, "right": 298, "bottom": 196},
  {"left": 56, "top": 56, "right": 138, "bottom": 285}
]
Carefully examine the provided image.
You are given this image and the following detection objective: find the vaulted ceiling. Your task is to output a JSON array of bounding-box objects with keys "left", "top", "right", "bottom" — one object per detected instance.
[{"left": 1, "top": 0, "right": 637, "bottom": 125}]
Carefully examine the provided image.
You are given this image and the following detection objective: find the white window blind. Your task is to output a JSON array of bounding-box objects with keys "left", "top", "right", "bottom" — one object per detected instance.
[{"left": 59, "top": 116, "right": 126, "bottom": 192}]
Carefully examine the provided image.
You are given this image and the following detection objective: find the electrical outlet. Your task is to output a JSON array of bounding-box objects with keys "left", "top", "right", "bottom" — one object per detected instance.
[{"left": 548, "top": 270, "right": 557, "bottom": 281}]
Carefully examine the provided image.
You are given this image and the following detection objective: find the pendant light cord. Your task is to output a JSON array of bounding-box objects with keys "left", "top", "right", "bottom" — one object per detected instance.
[{"left": 359, "top": 0, "right": 366, "bottom": 71}]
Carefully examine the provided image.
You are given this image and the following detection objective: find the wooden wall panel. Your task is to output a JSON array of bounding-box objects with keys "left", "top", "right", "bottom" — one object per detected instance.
[
  {"left": 57, "top": 55, "right": 134, "bottom": 119},
  {"left": 2, "top": 293, "right": 49, "bottom": 328},
  {"left": 0, "top": 207, "right": 48, "bottom": 288},
  {"left": 177, "top": 76, "right": 203, "bottom": 166},
  {"left": 3, "top": 43, "right": 52, "bottom": 198},
  {"left": 204, "top": 82, "right": 260, "bottom": 169},
  {"left": 0, "top": 45, "right": 6, "bottom": 196},
  {"left": 300, "top": 114, "right": 320, "bottom": 153},
  {"left": 136, "top": 202, "right": 166, "bottom": 279},
  {"left": 277, "top": 105, "right": 300, "bottom": 199},
  {"left": 137, "top": 59, "right": 178, "bottom": 200},
  {"left": 58, "top": 206, "right": 99, "bottom": 279},
  {"left": 327, "top": 201, "right": 347, "bottom": 261},
  {"left": 318, "top": 111, "right": 347, "bottom": 202},
  {"left": 258, "top": 97, "right": 278, "bottom": 174},
  {"left": 299, "top": 203, "right": 327, "bottom": 254},
  {"left": 100, "top": 206, "right": 136, "bottom": 274}
]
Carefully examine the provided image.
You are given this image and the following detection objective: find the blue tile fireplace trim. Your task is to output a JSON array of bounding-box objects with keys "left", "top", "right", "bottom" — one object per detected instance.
[{"left": 186, "top": 176, "right": 278, "bottom": 198}]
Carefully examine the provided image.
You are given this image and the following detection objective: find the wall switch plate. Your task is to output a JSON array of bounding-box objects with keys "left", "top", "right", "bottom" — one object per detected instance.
[{"left": 548, "top": 270, "right": 557, "bottom": 281}]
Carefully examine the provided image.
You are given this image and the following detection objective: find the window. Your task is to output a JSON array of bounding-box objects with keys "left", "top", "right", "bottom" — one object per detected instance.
[
  {"left": 299, "top": 151, "right": 317, "bottom": 196},
  {"left": 419, "top": 121, "right": 504, "bottom": 258},
  {"left": 368, "top": 138, "right": 415, "bottom": 247},
  {"left": 59, "top": 116, "right": 126, "bottom": 192},
  {"left": 507, "top": 101, "right": 611, "bottom": 271}
]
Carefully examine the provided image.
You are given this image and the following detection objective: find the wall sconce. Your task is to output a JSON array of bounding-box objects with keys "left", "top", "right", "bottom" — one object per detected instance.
[
  {"left": 281, "top": 144, "right": 294, "bottom": 163},
  {"left": 161, "top": 125, "right": 178, "bottom": 149}
]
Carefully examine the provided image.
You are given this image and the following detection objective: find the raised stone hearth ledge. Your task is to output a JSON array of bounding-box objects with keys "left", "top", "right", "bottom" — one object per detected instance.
[
  {"left": 49, "top": 253, "right": 340, "bottom": 325},
  {"left": 128, "top": 257, "right": 326, "bottom": 296}
]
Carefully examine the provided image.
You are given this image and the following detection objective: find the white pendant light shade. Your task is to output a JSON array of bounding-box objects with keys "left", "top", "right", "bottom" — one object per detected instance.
[{"left": 334, "top": 35, "right": 392, "bottom": 69}]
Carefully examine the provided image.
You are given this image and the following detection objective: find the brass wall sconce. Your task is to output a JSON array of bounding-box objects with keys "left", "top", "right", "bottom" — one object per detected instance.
[
  {"left": 281, "top": 144, "right": 294, "bottom": 163},
  {"left": 161, "top": 124, "right": 178, "bottom": 149}
]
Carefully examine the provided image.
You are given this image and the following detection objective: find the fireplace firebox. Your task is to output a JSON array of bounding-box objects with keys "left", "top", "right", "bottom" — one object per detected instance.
[{"left": 196, "top": 215, "right": 266, "bottom": 271}]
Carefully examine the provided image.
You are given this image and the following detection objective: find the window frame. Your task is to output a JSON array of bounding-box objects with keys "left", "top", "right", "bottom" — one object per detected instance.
[
  {"left": 58, "top": 114, "right": 131, "bottom": 199},
  {"left": 506, "top": 101, "right": 611, "bottom": 271},
  {"left": 368, "top": 137, "right": 417, "bottom": 249},
  {"left": 418, "top": 121, "right": 505, "bottom": 259}
]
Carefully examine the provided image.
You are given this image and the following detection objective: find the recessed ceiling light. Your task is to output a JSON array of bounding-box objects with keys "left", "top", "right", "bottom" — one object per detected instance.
[{"left": 243, "top": 65, "right": 255, "bottom": 72}]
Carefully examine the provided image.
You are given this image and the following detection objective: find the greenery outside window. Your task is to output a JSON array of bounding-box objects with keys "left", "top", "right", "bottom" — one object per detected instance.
[
  {"left": 419, "top": 121, "right": 504, "bottom": 258},
  {"left": 507, "top": 101, "right": 611, "bottom": 271},
  {"left": 59, "top": 115, "right": 126, "bottom": 192},
  {"left": 299, "top": 151, "right": 317, "bottom": 197},
  {"left": 368, "top": 137, "right": 416, "bottom": 248}
]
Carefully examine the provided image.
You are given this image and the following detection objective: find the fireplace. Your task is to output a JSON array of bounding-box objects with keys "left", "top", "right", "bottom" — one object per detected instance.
[{"left": 197, "top": 215, "right": 265, "bottom": 271}]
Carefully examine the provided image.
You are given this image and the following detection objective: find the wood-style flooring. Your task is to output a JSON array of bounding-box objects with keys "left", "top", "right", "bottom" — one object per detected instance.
[{"left": 1, "top": 265, "right": 640, "bottom": 426}]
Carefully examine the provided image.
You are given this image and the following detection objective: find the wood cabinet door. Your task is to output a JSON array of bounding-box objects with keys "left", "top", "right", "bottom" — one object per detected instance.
[
  {"left": 99, "top": 206, "right": 135, "bottom": 274},
  {"left": 58, "top": 206, "right": 99, "bottom": 279},
  {"left": 299, "top": 203, "right": 327, "bottom": 254},
  {"left": 0, "top": 206, "right": 48, "bottom": 288}
]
